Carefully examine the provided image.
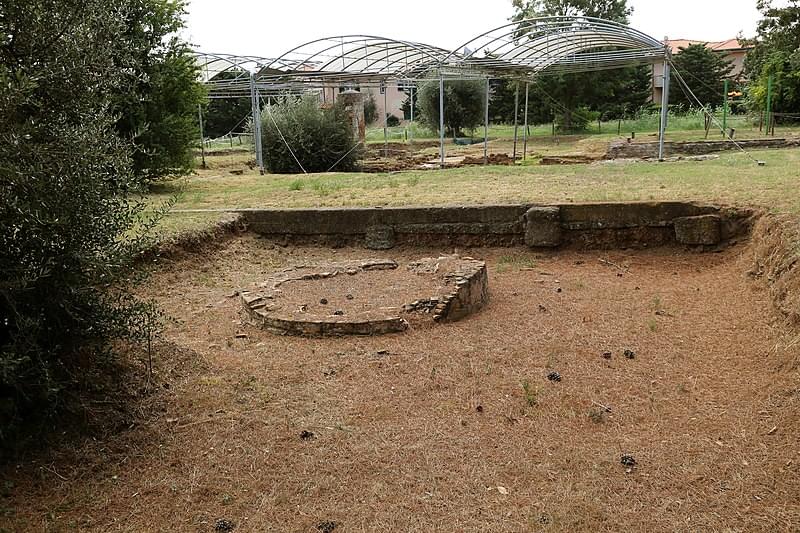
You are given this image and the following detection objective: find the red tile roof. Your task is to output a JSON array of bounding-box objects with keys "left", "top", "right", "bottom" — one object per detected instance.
[{"left": 665, "top": 38, "right": 751, "bottom": 54}]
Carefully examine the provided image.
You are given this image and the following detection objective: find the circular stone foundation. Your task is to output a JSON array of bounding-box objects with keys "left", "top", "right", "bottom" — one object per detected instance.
[{"left": 240, "top": 256, "right": 488, "bottom": 336}]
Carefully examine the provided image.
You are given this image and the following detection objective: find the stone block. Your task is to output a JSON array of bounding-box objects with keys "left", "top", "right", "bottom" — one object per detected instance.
[
  {"left": 524, "top": 206, "right": 562, "bottom": 248},
  {"left": 674, "top": 215, "right": 722, "bottom": 245},
  {"left": 365, "top": 225, "right": 395, "bottom": 250},
  {"left": 560, "top": 202, "right": 715, "bottom": 230}
]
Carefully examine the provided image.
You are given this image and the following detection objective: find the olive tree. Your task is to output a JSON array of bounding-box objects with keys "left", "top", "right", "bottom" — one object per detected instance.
[
  {"left": 417, "top": 80, "right": 486, "bottom": 137},
  {"left": 0, "top": 0, "right": 167, "bottom": 443}
]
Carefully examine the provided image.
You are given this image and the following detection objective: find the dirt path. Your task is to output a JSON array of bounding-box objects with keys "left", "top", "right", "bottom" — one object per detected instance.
[{"left": 4, "top": 236, "right": 799, "bottom": 532}]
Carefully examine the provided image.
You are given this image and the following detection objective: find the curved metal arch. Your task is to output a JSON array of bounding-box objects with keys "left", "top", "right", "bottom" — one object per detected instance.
[
  {"left": 441, "top": 16, "right": 667, "bottom": 75},
  {"left": 501, "top": 32, "right": 663, "bottom": 73},
  {"left": 195, "top": 16, "right": 669, "bottom": 90},
  {"left": 263, "top": 35, "right": 453, "bottom": 78},
  {"left": 449, "top": 16, "right": 664, "bottom": 61},
  {"left": 338, "top": 42, "right": 443, "bottom": 76},
  {"left": 464, "top": 34, "right": 652, "bottom": 72},
  {"left": 194, "top": 52, "right": 277, "bottom": 83}
]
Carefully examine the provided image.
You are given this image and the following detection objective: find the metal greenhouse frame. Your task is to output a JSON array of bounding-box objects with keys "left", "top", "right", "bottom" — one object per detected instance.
[{"left": 194, "top": 17, "right": 673, "bottom": 174}]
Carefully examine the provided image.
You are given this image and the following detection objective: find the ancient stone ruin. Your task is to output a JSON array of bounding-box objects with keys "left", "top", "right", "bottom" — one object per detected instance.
[{"left": 240, "top": 255, "right": 488, "bottom": 336}]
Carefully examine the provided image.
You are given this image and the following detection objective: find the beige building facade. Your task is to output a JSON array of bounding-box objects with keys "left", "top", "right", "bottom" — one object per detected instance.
[
  {"left": 319, "top": 82, "right": 409, "bottom": 122},
  {"left": 652, "top": 38, "right": 752, "bottom": 103}
]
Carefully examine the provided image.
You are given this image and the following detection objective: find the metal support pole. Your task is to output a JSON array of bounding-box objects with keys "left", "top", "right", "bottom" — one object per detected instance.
[
  {"left": 255, "top": 96, "right": 264, "bottom": 174},
  {"left": 439, "top": 74, "right": 445, "bottom": 168},
  {"left": 383, "top": 82, "right": 389, "bottom": 157},
  {"left": 766, "top": 74, "right": 773, "bottom": 136},
  {"left": 409, "top": 85, "right": 414, "bottom": 144},
  {"left": 722, "top": 79, "right": 729, "bottom": 133},
  {"left": 522, "top": 82, "right": 530, "bottom": 160},
  {"left": 512, "top": 83, "right": 520, "bottom": 161},
  {"left": 249, "top": 73, "right": 264, "bottom": 175},
  {"left": 658, "top": 60, "right": 671, "bottom": 161},
  {"left": 484, "top": 77, "right": 490, "bottom": 165},
  {"left": 197, "top": 104, "right": 206, "bottom": 169}
]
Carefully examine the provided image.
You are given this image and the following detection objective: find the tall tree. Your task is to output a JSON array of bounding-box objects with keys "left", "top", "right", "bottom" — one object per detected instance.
[
  {"left": 670, "top": 44, "right": 735, "bottom": 109},
  {"left": 746, "top": 0, "right": 800, "bottom": 117},
  {"left": 114, "top": 0, "right": 206, "bottom": 186},
  {"left": 509, "top": 0, "right": 650, "bottom": 131},
  {"left": 0, "top": 0, "right": 163, "bottom": 442},
  {"left": 511, "top": 0, "right": 631, "bottom": 20}
]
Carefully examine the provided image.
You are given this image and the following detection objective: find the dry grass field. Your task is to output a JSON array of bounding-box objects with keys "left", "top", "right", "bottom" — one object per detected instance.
[{"left": 3, "top": 236, "right": 798, "bottom": 531}]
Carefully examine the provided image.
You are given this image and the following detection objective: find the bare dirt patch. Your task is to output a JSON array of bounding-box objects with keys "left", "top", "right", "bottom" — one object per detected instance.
[
  {"left": 362, "top": 142, "right": 522, "bottom": 172},
  {"left": 3, "top": 235, "right": 799, "bottom": 531}
]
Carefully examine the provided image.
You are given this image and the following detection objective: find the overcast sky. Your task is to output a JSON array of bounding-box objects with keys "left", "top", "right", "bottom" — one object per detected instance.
[{"left": 184, "top": 0, "right": 763, "bottom": 57}]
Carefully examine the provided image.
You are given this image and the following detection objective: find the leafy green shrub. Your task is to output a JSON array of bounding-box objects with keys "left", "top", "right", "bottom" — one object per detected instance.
[
  {"left": 386, "top": 114, "right": 401, "bottom": 127},
  {"left": 557, "top": 106, "right": 600, "bottom": 133},
  {"left": 261, "top": 95, "right": 362, "bottom": 174},
  {"left": 1, "top": 0, "right": 167, "bottom": 445},
  {"left": 746, "top": 2, "right": 800, "bottom": 118},
  {"left": 417, "top": 79, "right": 486, "bottom": 137}
]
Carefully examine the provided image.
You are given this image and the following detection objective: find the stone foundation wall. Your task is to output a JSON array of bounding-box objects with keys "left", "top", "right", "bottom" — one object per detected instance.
[
  {"left": 239, "top": 202, "right": 756, "bottom": 250},
  {"left": 251, "top": 314, "right": 409, "bottom": 337},
  {"left": 606, "top": 138, "right": 800, "bottom": 159},
  {"left": 434, "top": 260, "right": 489, "bottom": 323}
]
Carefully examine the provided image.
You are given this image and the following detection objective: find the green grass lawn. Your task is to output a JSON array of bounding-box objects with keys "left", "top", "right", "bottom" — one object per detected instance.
[
  {"left": 152, "top": 145, "right": 800, "bottom": 237},
  {"left": 207, "top": 113, "right": 797, "bottom": 150},
  {"left": 364, "top": 114, "right": 795, "bottom": 144}
]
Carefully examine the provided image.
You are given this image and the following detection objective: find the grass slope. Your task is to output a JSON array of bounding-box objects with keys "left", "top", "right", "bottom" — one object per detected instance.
[{"left": 152, "top": 146, "right": 800, "bottom": 237}]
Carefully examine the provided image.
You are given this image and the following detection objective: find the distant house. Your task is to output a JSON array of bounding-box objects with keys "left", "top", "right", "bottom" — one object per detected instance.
[
  {"left": 652, "top": 38, "right": 753, "bottom": 103},
  {"left": 319, "top": 82, "right": 409, "bottom": 123},
  {"left": 363, "top": 82, "right": 409, "bottom": 122}
]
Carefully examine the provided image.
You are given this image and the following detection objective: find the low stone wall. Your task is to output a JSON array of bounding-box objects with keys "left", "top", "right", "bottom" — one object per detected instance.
[
  {"left": 241, "top": 205, "right": 528, "bottom": 248},
  {"left": 434, "top": 260, "right": 489, "bottom": 323},
  {"left": 527, "top": 203, "right": 754, "bottom": 249},
  {"left": 606, "top": 138, "right": 800, "bottom": 159},
  {"left": 239, "top": 202, "right": 755, "bottom": 250}
]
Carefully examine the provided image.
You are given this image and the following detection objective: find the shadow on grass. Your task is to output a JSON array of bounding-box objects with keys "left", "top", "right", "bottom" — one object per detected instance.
[{"left": 149, "top": 180, "right": 185, "bottom": 195}]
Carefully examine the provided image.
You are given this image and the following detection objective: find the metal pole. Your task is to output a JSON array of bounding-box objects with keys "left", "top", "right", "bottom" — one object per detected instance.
[
  {"left": 255, "top": 93, "right": 264, "bottom": 174},
  {"left": 512, "top": 83, "right": 520, "bottom": 161},
  {"left": 439, "top": 74, "right": 445, "bottom": 168},
  {"left": 383, "top": 82, "right": 389, "bottom": 157},
  {"left": 409, "top": 85, "right": 414, "bottom": 144},
  {"left": 765, "top": 74, "right": 773, "bottom": 136},
  {"left": 197, "top": 104, "right": 206, "bottom": 169},
  {"left": 522, "top": 82, "right": 530, "bottom": 160},
  {"left": 249, "top": 73, "right": 258, "bottom": 161},
  {"left": 658, "top": 60, "right": 671, "bottom": 161},
  {"left": 249, "top": 73, "right": 264, "bottom": 175},
  {"left": 722, "top": 79, "right": 729, "bottom": 133},
  {"left": 484, "top": 77, "right": 490, "bottom": 165}
]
